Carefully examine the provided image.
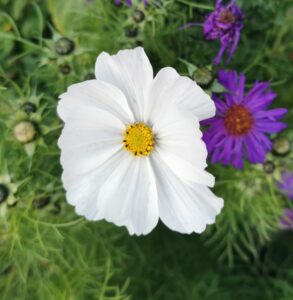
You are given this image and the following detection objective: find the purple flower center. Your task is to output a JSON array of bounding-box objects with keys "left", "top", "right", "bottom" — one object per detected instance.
[
  {"left": 224, "top": 105, "right": 254, "bottom": 135},
  {"left": 219, "top": 9, "right": 236, "bottom": 24}
]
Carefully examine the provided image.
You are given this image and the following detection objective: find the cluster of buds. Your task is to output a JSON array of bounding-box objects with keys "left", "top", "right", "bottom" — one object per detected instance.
[{"left": 0, "top": 175, "right": 17, "bottom": 211}]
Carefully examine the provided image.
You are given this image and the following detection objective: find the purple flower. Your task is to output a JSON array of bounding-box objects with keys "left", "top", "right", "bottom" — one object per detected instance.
[
  {"left": 202, "top": 70, "right": 287, "bottom": 169},
  {"left": 280, "top": 208, "right": 293, "bottom": 230},
  {"left": 276, "top": 171, "right": 293, "bottom": 200},
  {"left": 204, "top": 0, "right": 244, "bottom": 64},
  {"left": 115, "top": 0, "right": 148, "bottom": 7}
]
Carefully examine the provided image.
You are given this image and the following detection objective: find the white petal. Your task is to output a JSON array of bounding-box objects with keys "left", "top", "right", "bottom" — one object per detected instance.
[
  {"left": 144, "top": 67, "right": 215, "bottom": 123},
  {"left": 96, "top": 155, "right": 159, "bottom": 235},
  {"left": 58, "top": 106, "right": 124, "bottom": 176},
  {"left": 151, "top": 152, "right": 223, "bottom": 234},
  {"left": 65, "top": 150, "right": 126, "bottom": 220},
  {"left": 95, "top": 47, "right": 153, "bottom": 120},
  {"left": 153, "top": 106, "right": 214, "bottom": 187},
  {"left": 58, "top": 102, "right": 128, "bottom": 220},
  {"left": 57, "top": 79, "right": 134, "bottom": 124}
]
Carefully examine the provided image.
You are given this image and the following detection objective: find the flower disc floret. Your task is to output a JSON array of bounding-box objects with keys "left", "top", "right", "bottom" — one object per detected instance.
[{"left": 123, "top": 123, "right": 154, "bottom": 156}]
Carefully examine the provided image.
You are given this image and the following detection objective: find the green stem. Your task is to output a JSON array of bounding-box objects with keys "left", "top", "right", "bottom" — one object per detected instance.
[
  {"left": 177, "top": 0, "right": 214, "bottom": 10},
  {"left": 24, "top": 215, "right": 85, "bottom": 228}
]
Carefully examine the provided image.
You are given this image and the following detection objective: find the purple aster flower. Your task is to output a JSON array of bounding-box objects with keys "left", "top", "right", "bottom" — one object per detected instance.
[
  {"left": 202, "top": 70, "right": 287, "bottom": 169},
  {"left": 115, "top": 0, "right": 148, "bottom": 7},
  {"left": 280, "top": 208, "right": 293, "bottom": 230},
  {"left": 204, "top": 0, "right": 244, "bottom": 64},
  {"left": 276, "top": 171, "right": 293, "bottom": 200}
]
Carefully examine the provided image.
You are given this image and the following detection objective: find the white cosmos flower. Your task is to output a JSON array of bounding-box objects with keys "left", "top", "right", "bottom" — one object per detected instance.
[{"left": 57, "top": 47, "right": 224, "bottom": 235}]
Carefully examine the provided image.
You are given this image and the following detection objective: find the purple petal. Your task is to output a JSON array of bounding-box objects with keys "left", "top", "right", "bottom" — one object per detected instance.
[
  {"left": 232, "top": 151, "right": 244, "bottom": 169},
  {"left": 216, "top": 0, "right": 223, "bottom": 8},
  {"left": 226, "top": 28, "right": 240, "bottom": 63},
  {"left": 243, "top": 82, "right": 273, "bottom": 108},
  {"left": 254, "top": 108, "right": 288, "bottom": 120},
  {"left": 203, "top": 125, "right": 227, "bottom": 153},
  {"left": 237, "top": 73, "right": 245, "bottom": 101},
  {"left": 276, "top": 171, "right": 293, "bottom": 200},
  {"left": 218, "top": 136, "right": 233, "bottom": 161},
  {"left": 218, "top": 70, "right": 238, "bottom": 92},
  {"left": 251, "top": 131, "right": 272, "bottom": 152},
  {"left": 231, "top": 137, "right": 244, "bottom": 169},
  {"left": 280, "top": 209, "right": 293, "bottom": 229},
  {"left": 243, "top": 133, "right": 266, "bottom": 163},
  {"left": 283, "top": 171, "right": 293, "bottom": 185},
  {"left": 214, "top": 44, "right": 227, "bottom": 65},
  {"left": 214, "top": 98, "right": 229, "bottom": 115},
  {"left": 255, "top": 121, "right": 287, "bottom": 134},
  {"left": 211, "top": 148, "right": 222, "bottom": 163}
]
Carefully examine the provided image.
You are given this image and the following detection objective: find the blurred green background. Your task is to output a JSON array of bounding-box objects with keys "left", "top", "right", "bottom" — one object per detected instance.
[{"left": 0, "top": 0, "right": 293, "bottom": 299}]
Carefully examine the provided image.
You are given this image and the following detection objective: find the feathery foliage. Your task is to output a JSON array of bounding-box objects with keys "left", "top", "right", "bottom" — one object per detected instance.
[{"left": 0, "top": 0, "right": 293, "bottom": 299}]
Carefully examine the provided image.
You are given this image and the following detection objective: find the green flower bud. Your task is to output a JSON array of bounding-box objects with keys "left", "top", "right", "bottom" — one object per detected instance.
[
  {"left": 22, "top": 102, "right": 37, "bottom": 114},
  {"left": 0, "top": 184, "right": 9, "bottom": 203},
  {"left": 14, "top": 121, "right": 37, "bottom": 144},
  {"left": 124, "top": 27, "right": 138, "bottom": 38},
  {"left": 59, "top": 64, "right": 71, "bottom": 75},
  {"left": 132, "top": 10, "right": 145, "bottom": 23},
  {"left": 263, "top": 161, "right": 275, "bottom": 174},
  {"left": 54, "top": 37, "right": 75, "bottom": 55},
  {"left": 8, "top": 199, "right": 17, "bottom": 207},
  {"left": 272, "top": 137, "right": 291, "bottom": 156},
  {"left": 33, "top": 196, "right": 50, "bottom": 209},
  {"left": 192, "top": 68, "right": 213, "bottom": 88}
]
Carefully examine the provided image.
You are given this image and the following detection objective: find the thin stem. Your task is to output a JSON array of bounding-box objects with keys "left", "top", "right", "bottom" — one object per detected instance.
[
  {"left": 179, "top": 22, "right": 203, "bottom": 30},
  {"left": 24, "top": 215, "right": 85, "bottom": 228},
  {"left": 177, "top": 0, "right": 214, "bottom": 11}
]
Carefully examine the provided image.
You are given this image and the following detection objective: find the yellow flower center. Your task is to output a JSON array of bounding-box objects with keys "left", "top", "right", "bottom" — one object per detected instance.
[{"left": 123, "top": 123, "right": 155, "bottom": 156}]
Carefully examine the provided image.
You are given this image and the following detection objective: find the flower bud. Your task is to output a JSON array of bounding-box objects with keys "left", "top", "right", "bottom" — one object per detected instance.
[
  {"left": 33, "top": 196, "right": 50, "bottom": 209},
  {"left": 272, "top": 137, "right": 291, "bottom": 156},
  {"left": 124, "top": 27, "right": 138, "bottom": 38},
  {"left": 263, "top": 161, "right": 275, "bottom": 174},
  {"left": 132, "top": 10, "right": 145, "bottom": 23},
  {"left": 14, "top": 121, "right": 37, "bottom": 144},
  {"left": 54, "top": 37, "right": 75, "bottom": 55},
  {"left": 0, "top": 184, "right": 9, "bottom": 203},
  {"left": 22, "top": 102, "right": 37, "bottom": 114},
  {"left": 59, "top": 64, "right": 71, "bottom": 75},
  {"left": 192, "top": 68, "right": 213, "bottom": 88},
  {"left": 7, "top": 199, "right": 17, "bottom": 207}
]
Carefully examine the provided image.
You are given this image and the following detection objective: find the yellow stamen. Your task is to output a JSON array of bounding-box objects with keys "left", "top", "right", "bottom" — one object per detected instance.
[{"left": 123, "top": 123, "right": 155, "bottom": 156}]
